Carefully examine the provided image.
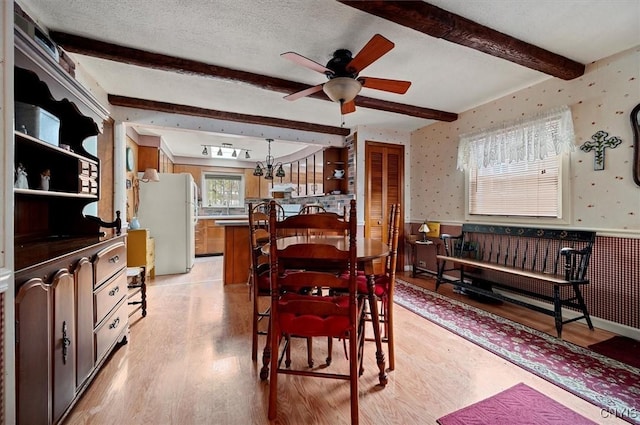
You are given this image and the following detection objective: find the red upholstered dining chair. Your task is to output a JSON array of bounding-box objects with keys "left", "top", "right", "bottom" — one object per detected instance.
[
  {"left": 267, "top": 199, "right": 365, "bottom": 424},
  {"left": 356, "top": 203, "right": 401, "bottom": 370}
]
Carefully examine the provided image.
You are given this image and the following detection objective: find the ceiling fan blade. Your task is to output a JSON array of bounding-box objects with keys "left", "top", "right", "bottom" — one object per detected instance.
[
  {"left": 283, "top": 84, "right": 324, "bottom": 101},
  {"left": 341, "top": 100, "right": 356, "bottom": 114},
  {"left": 347, "top": 34, "right": 394, "bottom": 73},
  {"left": 359, "top": 77, "right": 411, "bottom": 94},
  {"left": 281, "top": 52, "right": 334, "bottom": 75}
]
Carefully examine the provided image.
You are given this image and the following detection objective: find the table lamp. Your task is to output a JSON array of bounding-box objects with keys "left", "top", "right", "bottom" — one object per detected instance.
[{"left": 418, "top": 220, "right": 430, "bottom": 242}]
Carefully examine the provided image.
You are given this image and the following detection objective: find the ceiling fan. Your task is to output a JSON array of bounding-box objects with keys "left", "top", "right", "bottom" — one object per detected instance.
[{"left": 281, "top": 34, "right": 411, "bottom": 115}]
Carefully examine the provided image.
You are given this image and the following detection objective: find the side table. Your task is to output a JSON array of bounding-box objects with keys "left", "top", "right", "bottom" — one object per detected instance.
[{"left": 407, "top": 239, "right": 439, "bottom": 278}]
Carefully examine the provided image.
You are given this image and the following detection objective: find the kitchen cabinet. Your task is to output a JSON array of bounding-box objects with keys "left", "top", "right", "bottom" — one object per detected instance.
[
  {"left": 126, "top": 229, "right": 156, "bottom": 278},
  {"left": 138, "top": 145, "right": 174, "bottom": 173},
  {"left": 195, "top": 219, "right": 225, "bottom": 255},
  {"left": 195, "top": 220, "right": 207, "bottom": 255},
  {"left": 206, "top": 220, "right": 225, "bottom": 254}
]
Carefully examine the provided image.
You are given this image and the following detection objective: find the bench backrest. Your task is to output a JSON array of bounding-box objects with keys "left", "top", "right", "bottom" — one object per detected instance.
[{"left": 458, "top": 224, "right": 596, "bottom": 281}]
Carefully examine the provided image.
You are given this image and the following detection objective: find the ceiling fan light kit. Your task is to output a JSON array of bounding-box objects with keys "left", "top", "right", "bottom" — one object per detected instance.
[{"left": 323, "top": 77, "right": 362, "bottom": 103}]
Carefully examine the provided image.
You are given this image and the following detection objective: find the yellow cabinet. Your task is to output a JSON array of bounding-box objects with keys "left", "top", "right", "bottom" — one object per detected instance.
[{"left": 126, "top": 229, "right": 155, "bottom": 278}]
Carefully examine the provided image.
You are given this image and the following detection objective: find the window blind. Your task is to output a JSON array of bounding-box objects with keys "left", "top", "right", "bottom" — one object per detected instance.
[{"left": 469, "top": 155, "right": 560, "bottom": 217}]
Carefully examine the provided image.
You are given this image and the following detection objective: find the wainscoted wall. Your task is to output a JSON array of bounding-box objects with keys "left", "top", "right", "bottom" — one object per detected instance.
[
  {"left": 408, "top": 227, "right": 640, "bottom": 331},
  {"left": 407, "top": 46, "right": 640, "bottom": 334}
]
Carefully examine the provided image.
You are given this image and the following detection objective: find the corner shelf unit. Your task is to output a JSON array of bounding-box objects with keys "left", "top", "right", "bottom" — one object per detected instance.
[{"left": 323, "top": 147, "right": 348, "bottom": 194}]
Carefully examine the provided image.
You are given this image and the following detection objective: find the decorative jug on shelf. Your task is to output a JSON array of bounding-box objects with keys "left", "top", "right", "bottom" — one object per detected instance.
[{"left": 333, "top": 169, "right": 345, "bottom": 178}]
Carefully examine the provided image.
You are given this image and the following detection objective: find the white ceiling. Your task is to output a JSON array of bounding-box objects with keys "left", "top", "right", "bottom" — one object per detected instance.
[{"left": 17, "top": 0, "right": 640, "bottom": 164}]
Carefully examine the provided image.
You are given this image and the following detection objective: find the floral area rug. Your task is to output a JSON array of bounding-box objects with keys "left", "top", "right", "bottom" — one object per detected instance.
[
  {"left": 437, "top": 383, "right": 598, "bottom": 425},
  {"left": 394, "top": 280, "right": 640, "bottom": 425}
]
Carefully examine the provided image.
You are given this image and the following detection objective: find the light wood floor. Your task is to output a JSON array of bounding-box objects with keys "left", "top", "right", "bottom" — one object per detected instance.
[{"left": 64, "top": 257, "right": 624, "bottom": 424}]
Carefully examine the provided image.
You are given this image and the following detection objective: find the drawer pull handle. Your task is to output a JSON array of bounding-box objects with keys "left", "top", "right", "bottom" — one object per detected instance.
[
  {"left": 109, "top": 286, "right": 120, "bottom": 296},
  {"left": 62, "top": 321, "right": 72, "bottom": 364},
  {"left": 109, "top": 255, "right": 120, "bottom": 264},
  {"left": 109, "top": 317, "right": 120, "bottom": 330}
]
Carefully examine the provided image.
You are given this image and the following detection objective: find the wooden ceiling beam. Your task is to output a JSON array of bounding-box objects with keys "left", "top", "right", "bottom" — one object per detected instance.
[
  {"left": 108, "top": 95, "right": 351, "bottom": 136},
  {"left": 338, "top": 1, "right": 585, "bottom": 80},
  {"left": 50, "top": 31, "right": 458, "bottom": 122}
]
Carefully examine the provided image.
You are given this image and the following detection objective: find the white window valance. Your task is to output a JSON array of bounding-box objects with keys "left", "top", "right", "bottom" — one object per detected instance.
[{"left": 457, "top": 106, "right": 575, "bottom": 170}]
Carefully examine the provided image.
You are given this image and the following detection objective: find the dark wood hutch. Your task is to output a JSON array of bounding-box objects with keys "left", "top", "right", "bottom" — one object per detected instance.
[{"left": 13, "top": 27, "right": 127, "bottom": 425}]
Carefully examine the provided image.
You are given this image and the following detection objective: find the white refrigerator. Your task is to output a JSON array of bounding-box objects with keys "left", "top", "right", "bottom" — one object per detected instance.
[{"left": 136, "top": 173, "right": 197, "bottom": 275}]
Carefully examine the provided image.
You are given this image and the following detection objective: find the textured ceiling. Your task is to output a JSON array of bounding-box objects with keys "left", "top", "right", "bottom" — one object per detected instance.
[{"left": 16, "top": 0, "right": 640, "bottom": 163}]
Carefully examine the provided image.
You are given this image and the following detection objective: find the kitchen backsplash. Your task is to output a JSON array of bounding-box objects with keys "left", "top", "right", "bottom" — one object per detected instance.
[
  {"left": 199, "top": 207, "right": 246, "bottom": 216},
  {"left": 245, "top": 194, "right": 355, "bottom": 215}
]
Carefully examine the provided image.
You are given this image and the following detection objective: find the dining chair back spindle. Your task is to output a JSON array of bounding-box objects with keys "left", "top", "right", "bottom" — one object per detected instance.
[{"left": 267, "top": 199, "right": 365, "bottom": 425}]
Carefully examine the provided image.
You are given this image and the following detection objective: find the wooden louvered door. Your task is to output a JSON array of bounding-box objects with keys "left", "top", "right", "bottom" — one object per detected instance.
[{"left": 365, "top": 142, "right": 404, "bottom": 271}]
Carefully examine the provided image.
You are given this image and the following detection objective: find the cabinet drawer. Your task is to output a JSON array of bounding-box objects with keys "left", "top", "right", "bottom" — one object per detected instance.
[
  {"left": 94, "top": 241, "right": 126, "bottom": 288},
  {"left": 94, "top": 268, "right": 126, "bottom": 326},
  {"left": 94, "top": 298, "right": 128, "bottom": 362}
]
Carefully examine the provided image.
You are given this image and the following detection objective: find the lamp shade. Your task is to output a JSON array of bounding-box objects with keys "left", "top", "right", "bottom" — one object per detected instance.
[
  {"left": 323, "top": 77, "right": 362, "bottom": 103},
  {"left": 141, "top": 168, "right": 160, "bottom": 182},
  {"left": 418, "top": 221, "right": 430, "bottom": 234}
]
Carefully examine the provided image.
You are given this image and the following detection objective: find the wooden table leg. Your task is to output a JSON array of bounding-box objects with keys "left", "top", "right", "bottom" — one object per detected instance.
[{"left": 364, "top": 261, "right": 388, "bottom": 386}]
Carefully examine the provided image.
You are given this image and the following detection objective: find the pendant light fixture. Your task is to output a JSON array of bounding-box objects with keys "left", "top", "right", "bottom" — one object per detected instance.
[{"left": 253, "top": 138, "right": 285, "bottom": 180}]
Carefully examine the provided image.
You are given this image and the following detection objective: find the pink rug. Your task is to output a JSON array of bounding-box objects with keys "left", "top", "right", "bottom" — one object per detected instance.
[{"left": 437, "top": 383, "right": 597, "bottom": 425}]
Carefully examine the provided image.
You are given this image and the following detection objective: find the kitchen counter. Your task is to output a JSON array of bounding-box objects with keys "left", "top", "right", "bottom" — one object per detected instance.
[
  {"left": 218, "top": 220, "right": 251, "bottom": 285},
  {"left": 214, "top": 219, "right": 249, "bottom": 226},
  {"left": 197, "top": 214, "right": 248, "bottom": 220}
]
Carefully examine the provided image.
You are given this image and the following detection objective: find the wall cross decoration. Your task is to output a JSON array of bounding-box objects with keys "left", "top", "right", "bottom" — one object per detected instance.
[{"left": 580, "top": 130, "right": 622, "bottom": 171}]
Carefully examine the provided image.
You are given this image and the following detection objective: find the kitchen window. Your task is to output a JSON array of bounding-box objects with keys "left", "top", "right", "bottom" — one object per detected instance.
[
  {"left": 202, "top": 173, "right": 244, "bottom": 207},
  {"left": 458, "top": 106, "right": 575, "bottom": 220}
]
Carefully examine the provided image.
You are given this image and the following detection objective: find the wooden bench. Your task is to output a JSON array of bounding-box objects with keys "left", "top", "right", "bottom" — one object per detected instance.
[{"left": 435, "top": 224, "right": 595, "bottom": 337}]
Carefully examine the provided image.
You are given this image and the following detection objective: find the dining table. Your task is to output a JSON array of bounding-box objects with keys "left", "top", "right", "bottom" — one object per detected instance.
[{"left": 263, "top": 234, "right": 391, "bottom": 386}]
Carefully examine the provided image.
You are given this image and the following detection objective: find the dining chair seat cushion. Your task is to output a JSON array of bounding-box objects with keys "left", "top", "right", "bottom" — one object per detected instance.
[
  {"left": 277, "top": 293, "right": 351, "bottom": 337},
  {"left": 340, "top": 272, "right": 389, "bottom": 297}
]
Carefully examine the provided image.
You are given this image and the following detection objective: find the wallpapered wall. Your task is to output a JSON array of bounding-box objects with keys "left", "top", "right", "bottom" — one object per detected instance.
[{"left": 410, "top": 46, "right": 640, "bottom": 234}]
